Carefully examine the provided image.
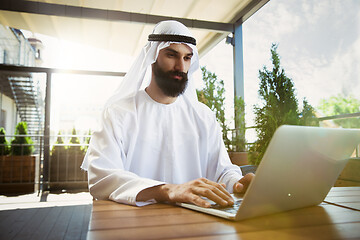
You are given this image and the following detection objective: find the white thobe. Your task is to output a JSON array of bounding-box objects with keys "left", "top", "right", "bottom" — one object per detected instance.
[{"left": 83, "top": 90, "right": 243, "bottom": 206}]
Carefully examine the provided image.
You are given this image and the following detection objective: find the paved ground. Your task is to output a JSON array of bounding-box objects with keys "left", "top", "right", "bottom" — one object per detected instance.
[
  {"left": 0, "top": 191, "right": 92, "bottom": 211},
  {"left": 0, "top": 191, "right": 93, "bottom": 240}
]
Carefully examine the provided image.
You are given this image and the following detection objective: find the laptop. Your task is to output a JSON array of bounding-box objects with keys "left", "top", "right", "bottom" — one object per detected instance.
[{"left": 178, "top": 125, "right": 360, "bottom": 221}]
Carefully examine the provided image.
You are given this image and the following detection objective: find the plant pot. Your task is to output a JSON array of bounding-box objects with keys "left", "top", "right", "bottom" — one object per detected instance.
[
  {"left": 50, "top": 147, "right": 87, "bottom": 190},
  {"left": 0, "top": 155, "right": 36, "bottom": 194},
  {"left": 0, "top": 155, "right": 35, "bottom": 183},
  {"left": 228, "top": 152, "right": 248, "bottom": 166}
]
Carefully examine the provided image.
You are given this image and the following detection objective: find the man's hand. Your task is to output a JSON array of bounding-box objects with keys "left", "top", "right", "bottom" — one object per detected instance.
[
  {"left": 137, "top": 178, "right": 234, "bottom": 208},
  {"left": 233, "top": 173, "right": 255, "bottom": 193}
]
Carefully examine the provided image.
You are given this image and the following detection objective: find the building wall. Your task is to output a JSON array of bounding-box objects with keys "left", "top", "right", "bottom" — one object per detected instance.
[
  {"left": 0, "top": 24, "right": 36, "bottom": 66},
  {"left": 0, "top": 24, "right": 39, "bottom": 135},
  {"left": 0, "top": 92, "right": 18, "bottom": 135}
]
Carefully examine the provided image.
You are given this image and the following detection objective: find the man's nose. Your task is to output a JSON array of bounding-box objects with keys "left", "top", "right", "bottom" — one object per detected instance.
[{"left": 174, "top": 59, "right": 186, "bottom": 72}]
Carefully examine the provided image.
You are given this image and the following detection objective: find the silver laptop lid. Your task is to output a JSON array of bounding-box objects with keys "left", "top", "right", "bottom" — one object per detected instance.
[{"left": 236, "top": 125, "right": 360, "bottom": 220}]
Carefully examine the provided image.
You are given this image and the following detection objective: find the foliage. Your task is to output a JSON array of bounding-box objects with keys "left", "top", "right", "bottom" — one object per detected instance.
[
  {"left": 68, "top": 128, "right": 83, "bottom": 153},
  {"left": 299, "top": 99, "right": 319, "bottom": 127},
  {"left": 69, "top": 128, "right": 81, "bottom": 144},
  {"left": 10, "top": 122, "right": 34, "bottom": 155},
  {"left": 250, "top": 44, "right": 318, "bottom": 165},
  {"left": 51, "top": 131, "right": 66, "bottom": 156},
  {"left": 318, "top": 94, "right": 360, "bottom": 128},
  {"left": 197, "top": 66, "right": 231, "bottom": 149},
  {"left": 232, "top": 96, "right": 246, "bottom": 152},
  {"left": 0, "top": 128, "right": 10, "bottom": 155}
]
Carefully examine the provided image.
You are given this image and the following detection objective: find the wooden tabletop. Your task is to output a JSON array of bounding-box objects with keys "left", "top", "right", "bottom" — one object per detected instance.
[{"left": 87, "top": 187, "right": 360, "bottom": 240}]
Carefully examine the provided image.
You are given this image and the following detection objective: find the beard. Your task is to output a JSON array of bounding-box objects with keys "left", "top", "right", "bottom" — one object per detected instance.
[{"left": 152, "top": 62, "right": 188, "bottom": 97}]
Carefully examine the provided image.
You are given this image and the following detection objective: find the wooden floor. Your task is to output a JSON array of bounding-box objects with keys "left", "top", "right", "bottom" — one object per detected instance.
[{"left": 0, "top": 191, "right": 92, "bottom": 240}]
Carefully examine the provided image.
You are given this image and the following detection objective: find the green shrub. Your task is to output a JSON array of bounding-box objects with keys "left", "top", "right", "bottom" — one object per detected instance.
[
  {"left": 68, "top": 128, "right": 84, "bottom": 154},
  {"left": 51, "top": 131, "right": 67, "bottom": 156},
  {"left": 0, "top": 128, "right": 10, "bottom": 155},
  {"left": 10, "top": 122, "right": 34, "bottom": 155}
]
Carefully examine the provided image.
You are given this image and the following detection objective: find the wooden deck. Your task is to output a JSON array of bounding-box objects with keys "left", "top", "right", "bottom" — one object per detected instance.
[{"left": 0, "top": 191, "right": 92, "bottom": 240}]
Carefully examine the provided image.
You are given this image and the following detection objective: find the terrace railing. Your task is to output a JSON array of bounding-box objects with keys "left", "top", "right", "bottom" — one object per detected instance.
[
  {"left": 228, "top": 112, "right": 360, "bottom": 157},
  {"left": 0, "top": 134, "right": 90, "bottom": 194},
  {"left": 0, "top": 63, "right": 125, "bottom": 194}
]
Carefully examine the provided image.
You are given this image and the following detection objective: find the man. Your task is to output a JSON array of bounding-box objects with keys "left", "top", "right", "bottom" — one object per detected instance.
[{"left": 81, "top": 20, "right": 254, "bottom": 208}]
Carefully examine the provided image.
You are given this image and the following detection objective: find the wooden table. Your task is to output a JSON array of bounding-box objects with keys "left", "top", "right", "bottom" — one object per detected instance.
[{"left": 87, "top": 187, "right": 360, "bottom": 239}]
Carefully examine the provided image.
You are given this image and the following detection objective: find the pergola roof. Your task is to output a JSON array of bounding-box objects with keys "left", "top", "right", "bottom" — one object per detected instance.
[{"left": 0, "top": 0, "right": 269, "bottom": 57}]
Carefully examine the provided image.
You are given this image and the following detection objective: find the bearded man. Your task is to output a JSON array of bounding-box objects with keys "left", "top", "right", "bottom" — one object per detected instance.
[{"left": 81, "top": 20, "right": 254, "bottom": 208}]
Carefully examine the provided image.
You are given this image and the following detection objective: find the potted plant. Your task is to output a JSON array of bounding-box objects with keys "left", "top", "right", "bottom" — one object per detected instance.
[
  {"left": 50, "top": 131, "right": 67, "bottom": 182},
  {"left": 0, "top": 128, "right": 10, "bottom": 186},
  {"left": 50, "top": 128, "right": 87, "bottom": 190},
  {"left": 67, "top": 128, "right": 87, "bottom": 181},
  {"left": 1, "top": 122, "right": 36, "bottom": 193},
  {"left": 11, "top": 122, "right": 34, "bottom": 156}
]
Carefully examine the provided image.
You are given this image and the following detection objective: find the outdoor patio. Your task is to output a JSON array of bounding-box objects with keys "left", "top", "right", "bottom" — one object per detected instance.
[{"left": 0, "top": 0, "right": 359, "bottom": 239}]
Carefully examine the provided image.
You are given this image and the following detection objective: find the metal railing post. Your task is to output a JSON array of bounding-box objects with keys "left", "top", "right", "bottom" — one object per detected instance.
[{"left": 42, "top": 71, "right": 51, "bottom": 191}]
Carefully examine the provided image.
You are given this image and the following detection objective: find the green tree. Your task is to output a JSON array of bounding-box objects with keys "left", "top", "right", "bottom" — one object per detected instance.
[
  {"left": 0, "top": 128, "right": 10, "bottom": 155},
  {"left": 318, "top": 94, "right": 360, "bottom": 128},
  {"left": 250, "top": 44, "right": 318, "bottom": 165},
  {"left": 197, "top": 66, "right": 231, "bottom": 149},
  {"left": 10, "top": 122, "right": 34, "bottom": 155},
  {"left": 300, "top": 99, "right": 319, "bottom": 127}
]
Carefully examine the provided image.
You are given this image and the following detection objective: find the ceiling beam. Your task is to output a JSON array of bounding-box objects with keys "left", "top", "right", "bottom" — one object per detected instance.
[
  {"left": 0, "top": 64, "right": 126, "bottom": 77},
  {"left": 230, "top": 0, "right": 270, "bottom": 25},
  {"left": 0, "top": 0, "right": 234, "bottom": 33}
]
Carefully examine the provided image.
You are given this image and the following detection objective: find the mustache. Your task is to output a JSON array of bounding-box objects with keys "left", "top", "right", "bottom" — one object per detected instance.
[{"left": 169, "top": 71, "right": 187, "bottom": 79}]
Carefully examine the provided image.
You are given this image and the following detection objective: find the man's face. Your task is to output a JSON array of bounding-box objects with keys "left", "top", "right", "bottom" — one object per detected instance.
[{"left": 152, "top": 44, "right": 193, "bottom": 97}]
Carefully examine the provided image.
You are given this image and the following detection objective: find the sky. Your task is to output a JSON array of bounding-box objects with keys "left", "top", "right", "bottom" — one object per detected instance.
[
  {"left": 243, "top": 0, "right": 360, "bottom": 105},
  {"left": 200, "top": 0, "right": 360, "bottom": 141},
  {"left": 29, "top": 0, "right": 360, "bottom": 139}
]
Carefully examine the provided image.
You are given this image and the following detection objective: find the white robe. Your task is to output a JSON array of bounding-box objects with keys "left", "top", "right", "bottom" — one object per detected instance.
[{"left": 83, "top": 90, "right": 243, "bottom": 206}]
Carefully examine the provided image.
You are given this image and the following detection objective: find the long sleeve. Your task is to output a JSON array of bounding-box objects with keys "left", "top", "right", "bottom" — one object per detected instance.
[
  {"left": 82, "top": 106, "right": 165, "bottom": 206},
  {"left": 205, "top": 112, "right": 243, "bottom": 193}
]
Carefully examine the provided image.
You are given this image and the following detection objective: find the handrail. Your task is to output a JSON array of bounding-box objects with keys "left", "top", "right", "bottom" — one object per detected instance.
[{"left": 318, "top": 112, "right": 360, "bottom": 121}]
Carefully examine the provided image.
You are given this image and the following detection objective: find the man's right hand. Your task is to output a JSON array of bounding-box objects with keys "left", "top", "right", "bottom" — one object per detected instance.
[{"left": 137, "top": 178, "right": 234, "bottom": 208}]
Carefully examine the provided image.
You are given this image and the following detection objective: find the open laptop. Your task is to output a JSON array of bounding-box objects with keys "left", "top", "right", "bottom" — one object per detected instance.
[{"left": 178, "top": 125, "right": 360, "bottom": 221}]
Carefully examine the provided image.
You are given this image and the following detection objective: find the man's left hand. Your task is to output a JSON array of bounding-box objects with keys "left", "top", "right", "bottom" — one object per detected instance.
[{"left": 233, "top": 173, "right": 255, "bottom": 193}]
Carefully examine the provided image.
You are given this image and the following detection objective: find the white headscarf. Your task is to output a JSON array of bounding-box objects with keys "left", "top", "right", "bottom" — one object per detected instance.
[{"left": 105, "top": 20, "right": 200, "bottom": 107}]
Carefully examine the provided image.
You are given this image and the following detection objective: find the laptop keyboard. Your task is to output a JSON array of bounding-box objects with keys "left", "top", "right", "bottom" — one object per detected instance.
[{"left": 210, "top": 199, "right": 243, "bottom": 214}]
